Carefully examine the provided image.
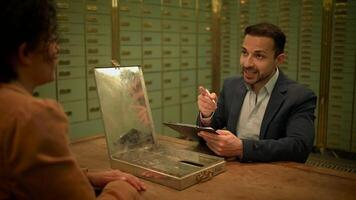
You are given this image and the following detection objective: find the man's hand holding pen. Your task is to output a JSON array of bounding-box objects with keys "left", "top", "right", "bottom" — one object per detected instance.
[
  {"left": 198, "top": 86, "right": 218, "bottom": 118},
  {"left": 197, "top": 86, "right": 243, "bottom": 159}
]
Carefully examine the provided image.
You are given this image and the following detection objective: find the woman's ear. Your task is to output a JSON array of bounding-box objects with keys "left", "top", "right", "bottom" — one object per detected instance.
[{"left": 17, "top": 43, "right": 32, "bottom": 66}]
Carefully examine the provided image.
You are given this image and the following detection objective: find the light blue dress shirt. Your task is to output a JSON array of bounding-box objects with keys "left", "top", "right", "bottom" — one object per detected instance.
[{"left": 237, "top": 68, "right": 279, "bottom": 140}]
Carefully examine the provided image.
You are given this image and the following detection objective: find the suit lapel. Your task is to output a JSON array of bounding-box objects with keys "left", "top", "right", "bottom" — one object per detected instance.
[
  {"left": 228, "top": 80, "right": 247, "bottom": 133},
  {"left": 260, "top": 73, "right": 287, "bottom": 139}
]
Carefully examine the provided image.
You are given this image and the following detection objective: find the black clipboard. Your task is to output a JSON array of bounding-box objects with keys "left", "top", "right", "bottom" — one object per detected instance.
[{"left": 163, "top": 122, "right": 218, "bottom": 140}]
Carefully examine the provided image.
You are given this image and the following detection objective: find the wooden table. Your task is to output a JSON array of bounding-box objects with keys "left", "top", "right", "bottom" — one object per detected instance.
[{"left": 71, "top": 136, "right": 356, "bottom": 200}]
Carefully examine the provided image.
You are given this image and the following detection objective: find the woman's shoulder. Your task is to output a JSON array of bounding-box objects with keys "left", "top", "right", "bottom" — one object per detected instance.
[
  {"left": 24, "top": 97, "right": 67, "bottom": 124},
  {"left": 0, "top": 84, "right": 66, "bottom": 121}
]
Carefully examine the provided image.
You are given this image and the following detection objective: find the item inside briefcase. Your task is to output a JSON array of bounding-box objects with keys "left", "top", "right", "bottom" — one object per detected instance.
[{"left": 94, "top": 65, "right": 225, "bottom": 190}]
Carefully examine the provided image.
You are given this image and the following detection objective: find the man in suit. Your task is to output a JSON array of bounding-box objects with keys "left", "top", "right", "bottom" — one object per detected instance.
[{"left": 197, "top": 22, "right": 317, "bottom": 163}]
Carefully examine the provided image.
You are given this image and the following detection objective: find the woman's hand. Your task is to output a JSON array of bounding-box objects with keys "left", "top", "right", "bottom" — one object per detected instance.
[{"left": 86, "top": 169, "right": 146, "bottom": 191}]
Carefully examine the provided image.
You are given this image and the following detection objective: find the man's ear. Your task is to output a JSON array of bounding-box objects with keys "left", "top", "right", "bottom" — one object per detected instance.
[
  {"left": 18, "top": 43, "right": 32, "bottom": 66},
  {"left": 276, "top": 53, "right": 286, "bottom": 65}
]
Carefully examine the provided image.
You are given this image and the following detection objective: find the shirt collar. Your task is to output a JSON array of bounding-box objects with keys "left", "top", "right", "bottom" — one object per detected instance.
[
  {"left": 264, "top": 67, "right": 279, "bottom": 94},
  {"left": 244, "top": 67, "right": 279, "bottom": 95}
]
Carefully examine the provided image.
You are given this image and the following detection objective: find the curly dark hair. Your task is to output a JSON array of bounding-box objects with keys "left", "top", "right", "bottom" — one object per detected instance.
[
  {"left": 244, "top": 22, "right": 286, "bottom": 58},
  {"left": 0, "top": 0, "right": 58, "bottom": 83}
]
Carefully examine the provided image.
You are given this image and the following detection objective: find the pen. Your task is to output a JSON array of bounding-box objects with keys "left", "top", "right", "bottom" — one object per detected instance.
[{"left": 199, "top": 86, "right": 216, "bottom": 104}]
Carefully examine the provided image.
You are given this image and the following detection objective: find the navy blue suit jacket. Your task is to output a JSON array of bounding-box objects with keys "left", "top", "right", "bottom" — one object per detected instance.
[{"left": 200, "top": 72, "right": 317, "bottom": 163}]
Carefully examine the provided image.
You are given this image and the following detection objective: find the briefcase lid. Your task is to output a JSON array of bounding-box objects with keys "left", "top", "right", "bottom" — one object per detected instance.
[{"left": 94, "top": 65, "right": 156, "bottom": 156}]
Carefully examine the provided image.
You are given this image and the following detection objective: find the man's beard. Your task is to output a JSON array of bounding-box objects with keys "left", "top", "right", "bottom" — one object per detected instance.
[{"left": 240, "top": 66, "right": 276, "bottom": 86}]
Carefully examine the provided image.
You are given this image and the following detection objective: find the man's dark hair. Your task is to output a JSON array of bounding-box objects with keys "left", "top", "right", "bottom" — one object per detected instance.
[
  {"left": 244, "top": 22, "right": 286, "bottom": 57},
  {"left": 0, "top": 0, "right": 58, "bottom": 83}
]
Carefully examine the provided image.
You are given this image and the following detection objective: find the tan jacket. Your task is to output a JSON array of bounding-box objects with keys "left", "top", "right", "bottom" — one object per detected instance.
[{"left": 0, "top": 83, "right": 141, "bottom": 200}]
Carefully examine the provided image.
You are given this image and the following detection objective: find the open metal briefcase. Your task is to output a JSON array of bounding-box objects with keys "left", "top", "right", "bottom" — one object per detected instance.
[{"left": 94, "top": 65, "right": 226, "bottom": 190}]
